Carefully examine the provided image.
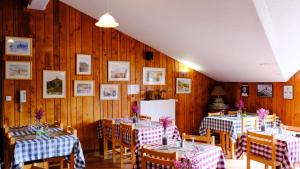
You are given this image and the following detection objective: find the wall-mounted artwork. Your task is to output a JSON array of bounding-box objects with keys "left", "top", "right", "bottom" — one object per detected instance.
[
  {"left": 176, "top": 78, "right": 191, "bottom": 94},
  {"left": 5, "top": 36, "right": 32, "bottom": 56},
  {"left": 74, "top": 80, "right": 94, "bottom": 96},
  {"left": 76, "top": 54, "right": 91, "bottom": 75},
  {"left": 5, "top": 61, "right": 32, "bottom": 80},
  {"left": 283, "top": 85, "right": 293, "bottom": 100},
  {"left": 257, "top": 83, "right": 272, "bottom": 97},
  {"left": 241, "top": 84, "right": 249, "bottom": 97},
  {"left": 143, "top": 67, "right": 166, "bottom": 85},
  {"left": 43, "top": 70, "right": 66, "bottom": 99},
  {"left": 108, "top": 61, "right": 130, "bottom": 81},
  {"left": 100, "top": 84, "right": 119, "bottom": 100}
]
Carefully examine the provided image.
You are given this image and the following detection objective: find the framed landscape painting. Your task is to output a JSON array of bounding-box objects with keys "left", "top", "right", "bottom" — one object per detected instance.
[
  {"left": 5, "top": 61, "right": 32, "bottom": 80},
  {"left": 74, "top": 80, "right": 94, "bottom": 96},
  {"left": 5, "top": 36, "right": 32, "bottom": 56},
  {"left": 76, "top": 54, "right": 91, "bottom": 75},
  {"left": 257, "top": 83, "right": 272, "bottom": 97},
  {"left": 283, "top": 85, "right": 293, "bottom": 100},
  {"left": 108, "top": 61, "right": 130, "bottom": 81},
  {"left": 176, "top": 78, "right": 191, "bottom": 94},
  {"left": 43, "top": 70, "right": 66, "bottom": 99},
  {"left": 143, "top": 67, "right": 166, "bottom": 85},
  {"left": 100, "top": 84, "right": 119, "bottom": 100}
]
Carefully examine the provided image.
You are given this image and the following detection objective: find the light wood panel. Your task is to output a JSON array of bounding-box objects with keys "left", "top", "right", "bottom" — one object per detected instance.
[
  {"left": 224, "top": 71, "right": 300, "bottom": 126},
  {"left": 0, "top": 0, "right": 215, "bottom": 151}
]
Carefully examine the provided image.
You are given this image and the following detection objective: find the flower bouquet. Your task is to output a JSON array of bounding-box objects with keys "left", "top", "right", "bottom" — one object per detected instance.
[
  {"left": 256, "top": 108, "right": 269, "bottom": 131},
  {"left": 35, "top": 108, "right": 45, "bottom": 136},
  {"left": 131, "top": 101, "right": 140, "bottom": 123},
  {"left": 159, "top": 116, "right": 173, "bottom": 145}
]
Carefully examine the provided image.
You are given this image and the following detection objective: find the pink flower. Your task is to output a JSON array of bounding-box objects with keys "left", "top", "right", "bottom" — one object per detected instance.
[
  {"left": 159, "top": 116, "right": 173, "bottom": 129},
  {"left": 235, "top": 99, "right": 244, "bottom": 110},
  {"left": 35, "top": 108, "right": 45, "bottom": 121},
  {"left": 131, "top": 101, "right": 140, "bottom": 115},
  {"left": 256, "top": 108, "right": 269, "bottom": 120}
]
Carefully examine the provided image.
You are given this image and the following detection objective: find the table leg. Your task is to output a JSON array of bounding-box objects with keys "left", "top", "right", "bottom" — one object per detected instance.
[
  {"left": 70, "top": 153, "right": 75, "bottom": 169},
  {"left": 226, "top": 133, "right": 230, "bottom": 155},
  {"left": 230, "top": 140, "right": 235, "bottom": 159},
  {"left": 220, "top": 132, "right": 226, "bottom": 154}
]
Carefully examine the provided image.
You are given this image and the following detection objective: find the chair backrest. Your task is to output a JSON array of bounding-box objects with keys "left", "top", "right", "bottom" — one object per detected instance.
[
  {"left": 103, "top": 119, "right": 115, "bottom": 141},
  {"left": 139, "top": 115, "right": 151, "bottom": 120},
  {"left": 50, "top": 121, "right": 63, "bottom": 129},
  {"left": 280, "top": 124, "right": 300, "bottom": 132},
  {"left": 246, "top": 131, "right": 276, "bottom": 167},
  {"left": 65, "top": 126, "right": 77, "bottom": 137},
  {"left": 208, "top": 112, "right": 223, "bottom": 116},
  {"left": 264, "top": 114, "right": 276, "bottom": 124},
  {"left": 241, "top": 116, "right": 257, "bottom": 134},
  {"left": 141, "top": 146, "right": 178, "bottom": 169},
  {"left": 119, "top": 123, "right": 135, "bottom": 147},
  {"left": 228, "top": 111, "right": 238, "bottom": 115},
  {"left": 182, "top": 129, "right": 215, "bottom": 145}
]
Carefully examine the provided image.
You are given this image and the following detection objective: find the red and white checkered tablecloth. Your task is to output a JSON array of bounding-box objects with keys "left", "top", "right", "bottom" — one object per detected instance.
[
  {"left": 137, "top": 142, "right": 226, "bottom": 169},
  {"left": 236, "top": 129, "right": 300, "bottom": 169}
]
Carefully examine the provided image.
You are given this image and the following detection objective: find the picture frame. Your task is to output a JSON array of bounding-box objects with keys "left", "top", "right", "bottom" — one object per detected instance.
[
  {"left": 257, "top": 83, "right": 273, "bottom": 97},
  {"left": 43, "top": 70, "right": 66, "bottom": 99},
  {"left": 241, "top": 84, "right": 249, "bottom": 97},
  {"left": 143, "top": 67, "right": 166, "bottom": 85},
  {"left": 5, "top": 36, "right": 32, "bottom": 56},
  {"left": 5, "top": 61, "right": 32, "bottom": 80},
  {"left": 74, "top": 80, "right": 94, "bottom": 97},
  {"left": 76, "top": 54, "right": 91, "bottom": 75},
  {"left": 283, "top": 85, "right": 293, "bottom": 100},
  {"left": 100, "top": 84, "right": 119, "bottom": 100},
  {"left": 108, "top": 61, "right": 130, "bottom": 81},
  {"left": 176, "top": 78, "right": 192, "bottom": 94}
]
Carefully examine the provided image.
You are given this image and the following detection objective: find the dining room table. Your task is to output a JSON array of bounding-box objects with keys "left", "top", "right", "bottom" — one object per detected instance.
[
  {"left": 138, "top": 141, "right": 227, "bottom": 169},
  {"left": 236, "top": 127, "right": 300, "bottom": 169},
  {"left": 96, "top": 117, "right": 181, "bottom": 168},
  {"left": 7, "top": 125, "right": 85, "bottom": 169}
]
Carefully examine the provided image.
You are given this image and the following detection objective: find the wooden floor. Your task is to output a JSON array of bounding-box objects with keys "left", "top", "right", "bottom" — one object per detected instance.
[{"left": 84, "top": 152, "right": 267, "bottom": 169}]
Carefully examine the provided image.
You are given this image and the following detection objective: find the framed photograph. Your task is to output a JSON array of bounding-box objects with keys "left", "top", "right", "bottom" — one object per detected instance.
[
  {"left": 241, "top": 84, "right": 249, "bottom": 97},
  {"left": 5, "top": 36, "right": 32, "bottom": 56},
  {"left": 100, "top": 84, "right": 119, "bottom": 100},
  {"left": 283, "top": 85, "right": 293, "bottom": 99},
  {"left": 257, "top": 83, "right": 273, "bottom": 97},
  {"left": 143, "top": 67, "right": 166, "bottom": 85},
  {"left": 43, "top": 70, "right": 66, "bottom": 99},
  {"left": 76, "top": 54, "right": 91, "bottom": 75},
  {"left": 5, "top": 61, "right": 32, "bottom": 80},
  {"left": 108, "top": 61, "right": 130, "bottom": 81},
  {"left": 74, "top": 80, "right": 94, "bottom": 96},
  {"left": 176, "top": 78, "right": 192, "bottom": 94}
]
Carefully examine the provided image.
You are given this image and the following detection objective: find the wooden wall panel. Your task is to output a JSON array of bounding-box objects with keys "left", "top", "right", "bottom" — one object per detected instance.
[
  {"left": 1, "top": 0, "right": 215, "bottom": 151},
  {"left": 224, "top": 71, "right": 300, "bottom": 127}
]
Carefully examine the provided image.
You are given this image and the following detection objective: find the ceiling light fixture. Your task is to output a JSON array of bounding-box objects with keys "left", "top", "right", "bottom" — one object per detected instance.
[{"left": 95, "top": 0, "right": 119, "bottom": 28}]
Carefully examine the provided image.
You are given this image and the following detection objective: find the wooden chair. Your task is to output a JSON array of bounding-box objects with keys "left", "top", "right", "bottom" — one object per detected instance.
[
  {"left": 280, "top": 124, "right": 300, "bottom": 132},
  {"left": 241, "top": 117, "right": 258, "bottom": 135},
  {"left": 139, "top": 115, "right": 151, "bottom": 120},
  {"left": 208, "top": 112, "right": 223, "bottom": 116},
  {"left": 263, "top": 114, "right": 276, "bottom": 127},
  {"left": 228, "top": 111, "right": 238, "bottom": 115},
  {"left": 208, "top": 112, "right": 226, "bottom": 153},
  {"left": 141, "top": 146, "right": 178, "bottom": 169},
  {"left": 246, "top": 131, "right": 281, "bottom": 169},
  {"left": 102, "top": 119, "right": 119, "bottom": 162},
  {"left": 119, "top": 123, "right": 135, "bottom": 168},
  {"left": 182, "top": 129, "right": 215, "bottom": 145}
]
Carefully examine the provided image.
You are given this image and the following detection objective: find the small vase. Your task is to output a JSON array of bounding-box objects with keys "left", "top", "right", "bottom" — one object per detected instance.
[
  {"left": 260, "top": 119, "right": 265, "bottom": 131},
  {"left": 162, "top": 128, "right": 168, "bottom": 145}
]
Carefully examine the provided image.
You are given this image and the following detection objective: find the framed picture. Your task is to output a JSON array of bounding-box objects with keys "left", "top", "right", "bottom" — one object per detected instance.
[
  {"left": 74, "top": 80, "right": 94, "bottom": 96},
  {"left": 176, "top": 78, "right": 192, "bottom": 94},
  {"left": 43, "top": 70, "right": 66, "bottom": 99},
  {"left": 143, "top": 67, "right": 166, "bottom": 85},
  {"left": 283, "top": 85, "right": 293, "bottom": 99},
  {"left": 76, "top": 54, "right": 91, "bottom": 75},
  {"left": 108, "top": 61, "right": 130, "bottom": 81},
  {"left": 5, "top": 61, "right": 32, "bottom": 80},
  {"left": 241, "top": 84, "right": 249, "bottom": 97},
  {"left": 5, "top": 36, "right": 32, "bottom": 56},
  {"left": 100, "top": 84, "right": 119, "bottom": 100},
  {"left": 257, "top": 83, "right": 273, "bottom": 97}
]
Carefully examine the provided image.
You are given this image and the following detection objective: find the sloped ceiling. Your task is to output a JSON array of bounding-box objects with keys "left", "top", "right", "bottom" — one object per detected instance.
[{"left": 60, "top": 0, "right": 300, "bottom": 82}]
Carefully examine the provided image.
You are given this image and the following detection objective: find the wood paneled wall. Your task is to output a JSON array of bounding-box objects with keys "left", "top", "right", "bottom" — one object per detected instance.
[
  {"left": 0, "top": 0, "right": 215, "bottom": 151},
  {"left": 224, "top": 71, "right": 300, "bottom": 127}
]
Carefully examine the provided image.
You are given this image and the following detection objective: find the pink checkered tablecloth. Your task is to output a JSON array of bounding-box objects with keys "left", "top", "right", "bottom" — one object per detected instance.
[
  {"left": 236, "top": 129, "right": 300, "bottom": 169},
  {"left": 137, "top": 141, "right": 226, "bottom": 169}
]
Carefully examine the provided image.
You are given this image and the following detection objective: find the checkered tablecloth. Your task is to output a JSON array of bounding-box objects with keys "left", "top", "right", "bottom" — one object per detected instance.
[
  {"left": 199, "top": 114, "right": 280, "bottom": 142},
  {"left": 96, "top": 118, "right": 181, "bottom": 168},
  {"left": 138, "top": 142, "right": 226, "bottom": 169},
  {"left": 236, "top": 129, "right": 300, "bottom": 169},
  {"left": 9, "top": 126, "right": 85, "bottom": 169}
]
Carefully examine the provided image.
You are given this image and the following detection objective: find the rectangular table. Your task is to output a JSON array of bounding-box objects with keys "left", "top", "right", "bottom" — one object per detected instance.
[
  {"left": 8, "top": 126, "right": 85, "bottom": 169},
  {"left": 236, "top": 128, "right": 300, "bottom": 169},
  {"left": 139, "top": 141, "right": 226, "bottom": 169}
]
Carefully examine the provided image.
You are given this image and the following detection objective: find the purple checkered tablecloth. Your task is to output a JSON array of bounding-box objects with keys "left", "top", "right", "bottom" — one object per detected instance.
[
  {"left": 236, "top": 129, "right": 300, "bottom": 169},
  {"left": 138, "top": 142, "right": 226, "bottom": 169},
  {"left": 199, "top": 114, "right": 280, "bottom": 142}
]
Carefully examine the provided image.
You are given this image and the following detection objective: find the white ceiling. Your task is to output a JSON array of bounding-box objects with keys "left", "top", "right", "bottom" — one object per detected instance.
[{"left": 60, "top": 0, "right": 300, "bottom": 82}]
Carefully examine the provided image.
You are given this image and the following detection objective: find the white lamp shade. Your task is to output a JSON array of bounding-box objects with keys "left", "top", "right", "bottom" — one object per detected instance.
[{"left": 95, "top": 13, "right": 119, "bottom": 28}]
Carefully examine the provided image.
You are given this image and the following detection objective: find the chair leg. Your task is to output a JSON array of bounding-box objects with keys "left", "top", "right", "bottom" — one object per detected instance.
[
  {"left": 112, "top": 140, "right": 116, "bottom": 163},
  {"left": 60, "top": 159, "right": 64, "bottom": 169},
  {"left": 226, "top": 134, "right": 230, "bottom": 155},
  {"left": 103, "top": 139, "right": 108, "bottom": 160},
  {"left": 247, "top": 157, "right": 250, "bottom": 169},
  {"left": 220, "top": 132, "right": 225, "bottom": 153},
  {"left": 120, "top": 145, "right": 124, "bottom": 168},
  {"left": 265, "top": 164, "right": 268, "bottom": 169},
  {"left": 131, "top": 147, "right": 135, "bottom": 167}
]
